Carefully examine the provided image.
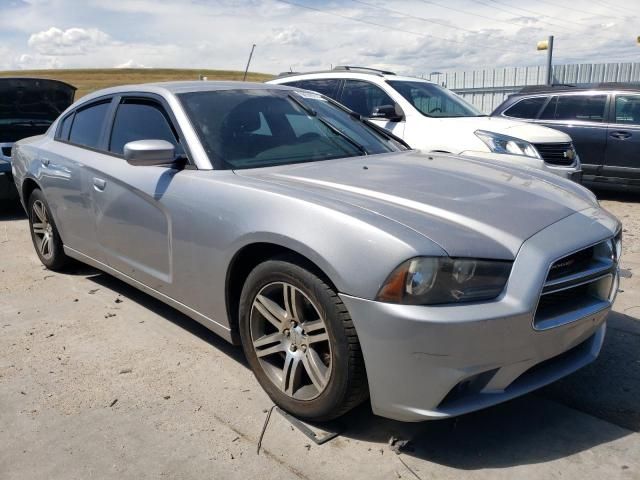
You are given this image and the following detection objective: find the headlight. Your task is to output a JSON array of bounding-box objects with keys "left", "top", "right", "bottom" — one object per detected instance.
[
  {"left": 376, "top": 257, "right": 512, "bottom": 305},
  {"left": 475, "top": 130, "right": 541, "bottom": 159}
]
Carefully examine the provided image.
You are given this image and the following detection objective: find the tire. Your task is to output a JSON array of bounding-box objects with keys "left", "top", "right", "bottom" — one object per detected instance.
[
  {"left": 27, "top": 189, "right": 69, "bottom": 271},
  {"left": 239, "top": 256, "right": 368, "bottom": 421}
]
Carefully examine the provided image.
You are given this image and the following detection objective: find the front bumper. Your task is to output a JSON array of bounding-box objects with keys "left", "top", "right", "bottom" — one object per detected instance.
[{"left": 342, "top": 207, "right": 619, "bottom": 422}]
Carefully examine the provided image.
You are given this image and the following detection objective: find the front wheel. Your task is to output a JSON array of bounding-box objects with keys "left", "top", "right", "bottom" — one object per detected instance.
[
  {"left": 28, "top": 189, "right": 69, "bottom": 270},
  {"left": 239, "top": 257, "right": 368, "bottom": 421}
]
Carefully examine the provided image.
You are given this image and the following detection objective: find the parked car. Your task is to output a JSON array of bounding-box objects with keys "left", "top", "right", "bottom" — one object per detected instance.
[
  {"left": 267, "top": 66, "right": 582, "bottom": 181},
  {"left": 492, "top": 83, "right": 640, "bottom": 192},
  {"left": 12, "top": 81, "right": 621, "bottom": 422},
  {"left": 0, "top": 78, "right": 76, "bottom": 201}
]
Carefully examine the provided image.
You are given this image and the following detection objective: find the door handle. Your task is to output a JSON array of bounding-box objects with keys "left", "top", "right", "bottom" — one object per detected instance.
[
  {"left": 610, "top": 131, "right": 631, "bottom": 140},
  {"left": 93, "top": 177, "right": 107, "bottom": 191}
]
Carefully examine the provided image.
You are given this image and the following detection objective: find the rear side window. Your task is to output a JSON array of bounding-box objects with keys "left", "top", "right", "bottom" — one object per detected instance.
[
  {"left": 286, "top": 79, "right": 341, "bottom": 100},
  {"left": 503, "top": 96, "right": 548, "bottom": 119},
  {"left": 109, "top": 99, "right": 180, "bottom": 155},
  {"left": 68, "top": 101, "right": 111, "bottom": 149},
  {"left": 340, "top": 80, "right": 397, "bottom": 117},
  {"left": 540, "top": 94, "right": 607, "bottom": 122},
  {"left": 56, "top": 113, "right": 74, "bottom": 140},
  {"left": 614, "top": 95, "right": 640, "bottom": 125}
]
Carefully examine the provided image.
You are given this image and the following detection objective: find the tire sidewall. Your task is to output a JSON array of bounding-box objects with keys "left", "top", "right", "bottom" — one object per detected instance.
[
  {"left": 239, "top": 259, "right": 351, "bottom": 420},
  {"left": 28, "top": 189, "right": 65, "bottom": 269}
]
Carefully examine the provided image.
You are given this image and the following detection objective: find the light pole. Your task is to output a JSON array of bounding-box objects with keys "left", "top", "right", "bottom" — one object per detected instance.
[
  {"left": 243, "top": 44, "right": 256, "bottom": 82},
  {"left": 537, "top": 35, "right": 554, "bottom": 85}
]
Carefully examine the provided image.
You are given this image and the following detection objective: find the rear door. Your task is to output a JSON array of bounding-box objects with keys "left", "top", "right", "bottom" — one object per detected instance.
[
  {"left": 86, "top": 94, "right": 192, "bottom": 292},
  {"left": 44, "top": 98, "right": 113, "bottom": 259},
  {"left": 536, "top": 93, "right": 609, "bottom": 179},
  {"left": 603, "top": 93, "right": 640, "bottom": 186}
]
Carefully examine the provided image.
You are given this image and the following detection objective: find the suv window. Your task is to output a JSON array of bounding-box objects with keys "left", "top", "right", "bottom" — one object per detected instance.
[
  {"left": 68, "top": 100, "right": 111, "bottom": 149},
  {"left": 109, "top": 98, "right": 180, "bottom": 155},
  {"left": 540, "top": 94, "right": 607, "bottom": 122},
  {"left": 287, "top": 79, "right": 341, "bottom": 99},
  {"left": 340, "top": 80, "right": 397, "bottom": 117},
  {"left": 503, "top": 96, "right": 548, "bottom": 119},
  {"left": 614, "top": 95, "right": 640, "bottom": 125}
]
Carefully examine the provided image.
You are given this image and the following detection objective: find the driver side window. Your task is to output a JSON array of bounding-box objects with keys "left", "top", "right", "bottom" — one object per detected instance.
[
  {"left": 340, "top": 80, "right": 397, "bottom": 117},
  {"left": 109, "top": 98, "right": 181, "bottom": 155}
]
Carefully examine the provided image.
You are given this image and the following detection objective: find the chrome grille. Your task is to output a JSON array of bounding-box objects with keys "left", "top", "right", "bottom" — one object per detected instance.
[
  {"left": 533, "top": 142, "right": 575, "bottom": 166},
  {"left": 534, "top": 239, "right": 618, "bottom": 330}
]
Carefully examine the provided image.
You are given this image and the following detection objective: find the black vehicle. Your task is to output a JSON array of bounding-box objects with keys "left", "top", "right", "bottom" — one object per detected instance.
[
  {"left": 492, "top": 83, "right": 640, "bottom": 192},
  {"left": 0, "top": 78, "right": 76, "bottom": 201}
]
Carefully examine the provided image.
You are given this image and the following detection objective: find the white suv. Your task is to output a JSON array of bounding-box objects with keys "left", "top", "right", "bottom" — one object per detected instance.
[{"left": 268, "top": 67, "right": 582, "bottom": 181}]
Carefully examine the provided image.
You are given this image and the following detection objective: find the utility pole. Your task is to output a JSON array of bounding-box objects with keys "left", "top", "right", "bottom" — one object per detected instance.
[
  {"left": 243, "top": 44, "right": 256, "bottom": 81},
  {"left": 537, "top": 35, "right": 554, "bottom": 85}
]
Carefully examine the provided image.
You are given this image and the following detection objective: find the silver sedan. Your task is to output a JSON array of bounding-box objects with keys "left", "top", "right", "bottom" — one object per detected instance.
[{"left": 12, "top": 82, "right": 621, "bottom": 422}]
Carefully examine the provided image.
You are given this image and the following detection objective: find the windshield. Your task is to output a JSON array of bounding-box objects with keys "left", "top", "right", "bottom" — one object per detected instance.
[
  {"left": 179, "top": 89, "right": 404, "bottom": 170},
  {"left": 387, "top": 80, "right": 484, "bottom": 118}
]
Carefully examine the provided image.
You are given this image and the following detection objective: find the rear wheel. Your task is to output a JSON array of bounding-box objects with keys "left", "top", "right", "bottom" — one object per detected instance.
[
  {"left": 239, "top": 256, "right": 368, "bottom": 421},
  {"left": 28, "top": 189, "right": 69, "bottom": 270}
]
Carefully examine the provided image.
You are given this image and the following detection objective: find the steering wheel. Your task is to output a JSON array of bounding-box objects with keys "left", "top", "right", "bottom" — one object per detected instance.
[{"left": 429, "top": 107, "right": 442, "bottom": 114}]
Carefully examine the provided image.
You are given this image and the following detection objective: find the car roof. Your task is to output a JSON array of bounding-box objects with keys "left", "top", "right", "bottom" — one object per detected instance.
[
  {"left": 515, "top": 82, "right": 640, "bottom": 96},
  {"left": 76, "top": 80, "right": 297, "bottom": 103}
]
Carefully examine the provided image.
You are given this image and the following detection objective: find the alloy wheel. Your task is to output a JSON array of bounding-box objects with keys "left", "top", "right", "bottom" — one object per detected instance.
[
  {"left": 250, "top": 282, "right": 332, "bottom": 400},
  {"left": 31, "top": 199, "right": 54, "bottom": 260}
]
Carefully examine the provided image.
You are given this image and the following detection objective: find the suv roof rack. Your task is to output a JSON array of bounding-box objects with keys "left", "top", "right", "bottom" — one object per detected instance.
[
  {"left": 276, "top": 66, "right": 396, "bottom": 79},
  {"left": 332, "top": 66, "right": 396, "bottom": 75},
  {"left": 519, "top": 82, "right": 640, "bottom": 94}
]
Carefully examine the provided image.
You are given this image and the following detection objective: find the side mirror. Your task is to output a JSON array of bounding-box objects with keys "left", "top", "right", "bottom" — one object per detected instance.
[
  {"left": 370, "top": 104, "right": 404, "bottom": 122},
  {"left": 123, "top": 140, "right": 176, "bottom": 166}
]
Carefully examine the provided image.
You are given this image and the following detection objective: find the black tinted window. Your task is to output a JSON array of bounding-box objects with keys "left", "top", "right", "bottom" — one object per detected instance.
[
  {"left": 68, "top": 101, "right": 110, "bottom": 148},
  {"left": 341, "top": 80, "right": 397, "bottom": 117},
  {"left": 57, "top": 113, "right": 74, "bottom": 140},
  {"left": 614, "top": 95, "right": 640, "bottom": 125},
  {"left": 504, "top": 96, "right": 548, "bottom": 119},
  {"left": 109, "top": 99, "right": 179, "bottom": 155},
  {"left": 289, "top": 79, "right": 341, "bottom": 99},
  {"left": 540, "top": 95, "right": 607, "bottom": 122}
]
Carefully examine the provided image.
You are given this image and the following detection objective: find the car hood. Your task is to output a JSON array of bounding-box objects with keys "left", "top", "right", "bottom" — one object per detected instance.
[
  {"left": 0, "top": 78, "right": 76, "bottom": 143},
  {"left": 435, "top": 116, "right": 571, "bottom": 144},
  {"left": 237, "top": 151, "right": 596, "bottom": 260}
]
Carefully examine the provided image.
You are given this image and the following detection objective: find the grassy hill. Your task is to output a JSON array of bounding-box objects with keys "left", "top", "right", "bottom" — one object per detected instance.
[{"left": 0, "top": 68, "right": 275, "bottom": 98}]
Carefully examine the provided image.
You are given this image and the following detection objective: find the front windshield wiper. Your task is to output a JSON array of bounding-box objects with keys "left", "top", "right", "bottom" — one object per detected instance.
[{"left": 287, "top": 93, "right": 368, "bottom": 156}]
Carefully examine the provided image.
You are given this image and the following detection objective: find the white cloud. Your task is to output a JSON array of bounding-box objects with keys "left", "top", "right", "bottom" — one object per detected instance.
[
  {"left": 0, "top": 0, "right": 635, "bottom": 76},
  {"left": 28, "top": 27, "right": 111, "bottom": 56}
]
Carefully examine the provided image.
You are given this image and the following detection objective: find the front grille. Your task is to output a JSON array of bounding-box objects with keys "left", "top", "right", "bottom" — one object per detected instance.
[
  {"left": 534, "top": 142, "right": 575, "bottom": 166},
  {"left": 1, "top": 146, "right": 11, "bottom": 157},
  {"left": 534, "top": 240, "right": 617, "bottom": 330}
]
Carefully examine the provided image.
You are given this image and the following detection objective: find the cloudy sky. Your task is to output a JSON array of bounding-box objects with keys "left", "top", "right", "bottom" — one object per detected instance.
[{"left": 1, "top": 0, "right": 638, "bottom": 75}]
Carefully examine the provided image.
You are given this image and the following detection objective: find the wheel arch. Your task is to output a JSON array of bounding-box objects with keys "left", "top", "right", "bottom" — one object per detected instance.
[
  {"left": 225, "top": 242, "right": 340, "bottom": 344},
  {"left": 21, "top": 176, "right": 41, "bottom": 208}
]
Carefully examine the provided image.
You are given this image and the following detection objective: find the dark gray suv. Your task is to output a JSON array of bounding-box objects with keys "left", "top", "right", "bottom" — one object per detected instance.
[{"left": 492, "top": 83, "right": 640, "bottom": 192}]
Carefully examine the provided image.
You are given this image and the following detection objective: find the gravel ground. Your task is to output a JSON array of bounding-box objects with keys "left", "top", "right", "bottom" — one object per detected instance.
[
  {"left": 598, "top": 190, "right": 640, "bottom": 256},
  {"left": 1, "top": 193, "right": 640, "bottom": 480}
]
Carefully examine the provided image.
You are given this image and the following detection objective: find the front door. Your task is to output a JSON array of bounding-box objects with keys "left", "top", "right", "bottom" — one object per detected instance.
[
  {"left": 339, "top": 79, "right": 406, "bottom": 138},
  {"left": 536, "top": 93, "right": 609, "bottom": 179},
  {"left": 87, "top": 95, "right": 190, "bottom": 292},
  {"left": 603, "top": 93, "right": 640, "bottom": 187}
]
